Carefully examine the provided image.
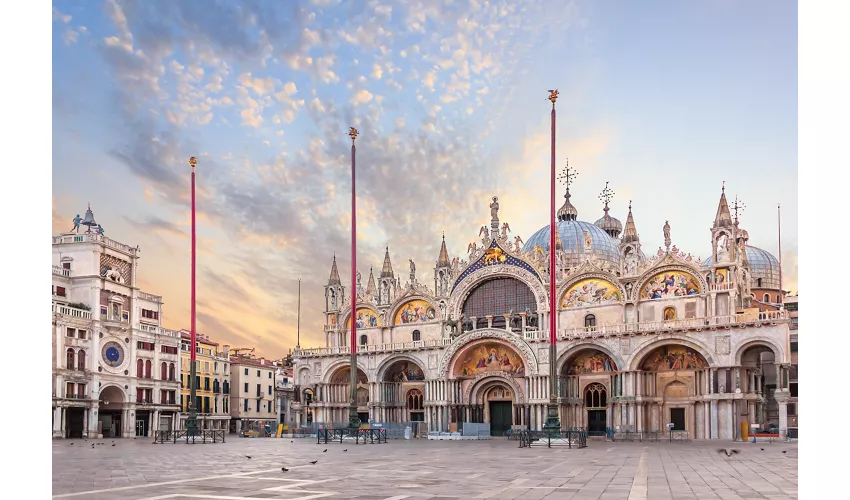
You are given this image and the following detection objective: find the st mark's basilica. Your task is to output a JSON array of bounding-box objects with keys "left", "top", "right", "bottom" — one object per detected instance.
[{"left": 291, "top": 180, "right": 792, "bottom": 441}]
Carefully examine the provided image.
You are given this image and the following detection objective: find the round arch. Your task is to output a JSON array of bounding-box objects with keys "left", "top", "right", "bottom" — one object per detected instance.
[
  {"left": 557, "top": 272, "right": 626, "bottom": 310},
  {"left": 556, "top": 343, "right": 625, "bottom": 376},
  {"left": 98, "top": 385, "right": 126, "bottom": 404},
  {"left": 375, "top": 354, "right": 427, "bottom": 381},
  {"left": 634, "top": 265, "right": 708, "bottom": 302},
  {"left": 464, "top": 372, "right": 526, "bottom": 404},
  {"left": 439, "top": 330, "right": 538, "bottom": 378},
  {"left": 341, "top": 305, "right": 381, "bottom": 329},
  {"left": 734, "top": 337, "right": 785, "bottom": 365},
  {"left": 322, "top": 360, "right": 370, "bottom": 384},
  {"left": 447, "top": 265, "right": 546, "bottom": 322},
  {"left": 389, "top": 296, "right": 439, "bottom": 325},
  {"left": 627, "top": 337, "right": 716, "bottom": 371}
]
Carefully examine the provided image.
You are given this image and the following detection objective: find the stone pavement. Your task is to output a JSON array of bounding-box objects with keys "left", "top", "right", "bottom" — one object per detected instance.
[{"left": 52, "top": 437, "right": 797, "bottom": 499}]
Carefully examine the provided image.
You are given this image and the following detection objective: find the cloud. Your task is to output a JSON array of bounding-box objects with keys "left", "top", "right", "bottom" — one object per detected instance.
[
  {"left": 351, "top": 89, "right": 374, "bottom": 105},
  {"left": 123, "top": 215, "right": 186, "bottom": 239}
]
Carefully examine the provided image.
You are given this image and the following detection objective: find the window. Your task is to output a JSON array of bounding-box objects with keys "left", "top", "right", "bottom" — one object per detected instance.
[
  {"left": 243, "top": 368, "right": 248, "bottom": 375},
  {"left": 412, "top": 330, "right": 421, "bottom": 342},
  {"left": 790, "top": 382, "right": 798, "bottom": 398},
  {"left": 461, "top": 277, "right": 537, "bottom": 323},
  {"left": 204, "top": 377, "right": 210, "bottom": 391},
  {"left": 663, "top": 307, "right": 676, "bottom": 321},
  {"left": 65, "top": 349, "right": 74, "bottom": 369},
  {"left": 268, "top": 371, "right": 272, "bottom": 379},
  {"left": 244, "top": 383, "right": 249, "bottom": 393},
  {"left": 145, "top": 360, "right": 152, "bottom": 379},
  {"left": 791, "top": 342, "right": 798, "bottom": 353},
  {"left": 268, "top": 385, "right": 272, "bottom": 396},
  {"left": 584, "top": 383, "right": 607, "bottom": 408},
  {"left": 141, "top": 309, "right": 159, "bottom": 320},
  {"left": 584, "top": 314, "right": 596, "bottom": 328},
  {"left": 757, "top": 278, "right": 763, "bottom": 288},
  {"left": 223, "top": 381, "right": 230, "bottom": 394},
  {"left": 77, "top": 383, "right": 86, "bottom": 398},
  {"left": 203, "top": 396, "right": 210, "bottom": 413},
  {"left": 136, "top": 359, "right": 144, "bottom": 377},
  {"left": 160, "top": 362, "right": 167, "bottom": 380},
  {"left": 407, "top": 389, "right": 424, "bottom": 410},
  {"left": 360, "top": 334, "right": 368, "bottom": 346},
  {"left": 204, "top": 361, "right": 209, "bottom": 373},
  {"left": 243, "top": 399, "right": 248, "bottom": 412},
  {"left": 66, "top": 328, "right": 75, "bottom": 337},
  {"left": 160, "top": 345, "right": 178, "bottom": 354},
  {"left": 257, "top": 370, "right": 261, "bottom": 377},
  {"left": 788, "top": 403, "right": 797, "bottom": 416},
  {"left": 256, "top": 384, "right": 261, "bottom": 397},
  {"left": 763, "top": 293, "right": 770, "bottom": 303},
  {"left": 136, "top": 341, "right": 155, "bottom": 351},
  {"left": 66, "top": 382, "right": 74, "bottom": 398},
  {"left": 77, "top": 350, "right": 86, "bottom": 371},
  {"left": 78, "top": 329, "right": 87, "bottom": 339},
  {"left": 268, "top": 401, "right": 272, "bottom": 413},
  {"left": 56, "top": 286, "right": 66, "bottom": 297},
  {"left": 62, "top": 261, "right": 71, "bottom": 270},
  {"left": 256, "top": 400, "right": 260, "bottom": 412}
]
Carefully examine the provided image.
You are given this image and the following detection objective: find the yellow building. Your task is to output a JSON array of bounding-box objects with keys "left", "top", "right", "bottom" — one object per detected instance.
[{"left": 178, "top": 330, "right": 231, "bottom": 431}]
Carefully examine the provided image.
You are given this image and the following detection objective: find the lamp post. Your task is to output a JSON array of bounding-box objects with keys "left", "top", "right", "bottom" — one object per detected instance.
[
  {"left": 347, "top": 127, "right": 361, "bottom": 430},
  {"left": 186, "top": 156, "right": 199, "bottom": 437},
  {"left": 543, "top": 90, "right": 562, "bottom": 434}
]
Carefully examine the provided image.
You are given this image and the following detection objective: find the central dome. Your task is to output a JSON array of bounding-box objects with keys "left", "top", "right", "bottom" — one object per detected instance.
[{"left": 524, "top": 220, "right": 621, "bottom": 269}]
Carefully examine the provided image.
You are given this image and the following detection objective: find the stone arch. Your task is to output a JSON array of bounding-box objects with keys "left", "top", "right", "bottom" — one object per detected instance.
[
  {"left": 557, "top": 272, "right": 626, "bottom": 310},
  {"left": 439, "top": 330, "right": 538, "bottom": 377},
  {"left": 464, "top": 372, "right": 526, "bottom": 404},
  {"left": 322, "top": 359, "right": 370, "bottom": 384},
  {"left": 376, "top": 355, "right": 427, "bottom": 382},
  {"left": 447, "top": 265, "right": 546, "bottom": 322},
  {"left": 628, "top": 337, "right": 715, "bottom": 371},
  {"left": 734, "top": 337, "right": 785, "bottom": 365},
  {"left": 390, "top": 296, "right": 439, "bottom": 325},
  {"left": 341, "top": 305, "right": 381, "bottom": 329},
  {"left": 635, "top": 265, "right": 708, "bottom": 302},
  {"left": 98, "top": 385, "right": 125, "bottom": 404},
  {"left": 556, "top": 342, "right": 625, "bottom": 376}
]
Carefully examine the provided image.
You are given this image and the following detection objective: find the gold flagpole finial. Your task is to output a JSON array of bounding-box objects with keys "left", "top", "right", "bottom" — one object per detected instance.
[
  {"left": 189, "top": 156, "right": 198, "bottom": 169},
  {"left": 348, "top": 127, "right": 359, "bottom": 143},
  {"left": 547, "top": 89, "right": 559, "bottom": 105}
]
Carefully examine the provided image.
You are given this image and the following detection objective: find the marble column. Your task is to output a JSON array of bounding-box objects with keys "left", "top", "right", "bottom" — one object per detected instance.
[
  {"left": 778, "top": 400, "right": 788, "bottom": 438},
  {"left": 710, "top": 400, "right": 718, "bottom": 439},
  {"left": 53, "top": 407, "right": 63, "bottom": 438}
]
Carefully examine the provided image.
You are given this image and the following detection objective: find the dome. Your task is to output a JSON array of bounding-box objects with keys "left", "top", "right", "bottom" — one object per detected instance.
[
  {"left": 702, "top": 245, "right": 780, "bottom": 289},
  {"left": 594, "top": 211, "right": 622, "bottom": 238},
  {"left": 524, "top": 220, "right": 621, "bottom": 269}
]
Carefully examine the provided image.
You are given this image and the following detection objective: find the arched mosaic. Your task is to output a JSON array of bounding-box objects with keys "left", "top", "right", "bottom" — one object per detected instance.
[
  {"left": 563, "top": 349, "right": 618, "bottom": 375},
  {"left": 640, "top": 271, "right": 701, "bottom": 299},
  {"left": 561, "top": 278, "right": 621, "bottom": 308},
  {"left": 640, "top": 345, "right": 708, "bottom": 372},
  {"left": 454, "top": 341, "right": 525, "bottom": 378},
  {"left": 394, "top": 299, "right": 437, "bottom": 324},
  {"left": 346, "top": 307, "right": 380, "bottom": 328},
  {"left": 384, "top": 360, "right": 426, "bottom": 382},
  {"left": 330, "top": 366, "right": 368, "bottom": 384}
]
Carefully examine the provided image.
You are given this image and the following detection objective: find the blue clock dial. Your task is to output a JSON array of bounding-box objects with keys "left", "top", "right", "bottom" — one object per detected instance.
[
  {"left": 101, "top": 341, "right": 124, "bottom": 368},
  {"left": 105, "top": 347, "right": 120, "bottom": 362}
]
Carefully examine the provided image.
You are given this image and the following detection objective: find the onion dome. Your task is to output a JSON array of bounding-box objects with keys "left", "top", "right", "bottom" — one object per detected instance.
[
  {"left": 594, "top": 182, "right": 622, "bottom": 238},
  {"left": 702, "top": 245, "right": 780, "bottom": 289}
]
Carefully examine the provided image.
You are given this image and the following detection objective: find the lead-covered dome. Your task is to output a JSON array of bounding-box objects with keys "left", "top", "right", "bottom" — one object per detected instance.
[
  {"left": 524, "top": 220, "right": 621, "bottom": 269},
  {"left": 702, "top": 245, "right": 780, "bottom": 289}
]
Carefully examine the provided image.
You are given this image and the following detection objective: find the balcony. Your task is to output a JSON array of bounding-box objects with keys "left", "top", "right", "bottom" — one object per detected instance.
[
  {"left": 294, "top": 312, "right": 790, "bottom": 357},
  {"left": 52, "top": 265, "right": 71, "bottom": 277},
  {"left": 53, "top": 303, "right": 92, "bottom": 320},
  {"left": 102, "top": 313, "right": 129, "bottom": 324},
  {"left": 138, "top": 291, "right": 163, "bottom": 304},
  {"left": 136, "top": 398, "right": 154, "bottom": 405},
  {"left": 213, "top": 387, "right": 221, "bottom": 394},
  {"left": 65, "top": 394, "right": 90, "bottom": 400},
  {"left": 138, "top": 324, "right": 180, "bottom": 337},
  {"left": 53, "top": 233, "right": 138, "bottom": 256}
]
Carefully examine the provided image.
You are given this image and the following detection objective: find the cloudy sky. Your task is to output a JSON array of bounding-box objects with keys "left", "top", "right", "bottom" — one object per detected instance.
[{"left": 52, "top": 0, "right": 797, "bottom": 358}]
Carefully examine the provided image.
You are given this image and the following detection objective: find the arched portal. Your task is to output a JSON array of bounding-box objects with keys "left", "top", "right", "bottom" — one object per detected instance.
[
  {"left": 98, "top": 385, "right": 125, "bottom": 438},
  {"left": 559, "top": 349, "right": 617, "bottom": 431},
  {"left": 584, "top": 383, "right": 608, "bottom": 436},
  {"left": 327, "top": 366, "right": 369, "bottom": 424},
  {"left": 461, "top": 277, "right": 537, "bottom": 331},
  {"left": 637, "top": 344, "right": 709, "bottom": 436},
  {"left": 380, "top": 359, "right": 426, "bottom": 423},
  {"left": 739, "top": 343, "right": 781, "bottom": 428}
]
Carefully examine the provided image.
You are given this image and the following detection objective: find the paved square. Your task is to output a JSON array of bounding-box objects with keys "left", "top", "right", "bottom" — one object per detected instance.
[{"left": 53, "top": 438, "right": 797, "bottom": 499}]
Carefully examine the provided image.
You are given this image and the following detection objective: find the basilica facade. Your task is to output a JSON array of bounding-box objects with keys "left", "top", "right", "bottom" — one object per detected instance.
[{"left": 292, "top": 184, "right": 792, "bottom": 440}]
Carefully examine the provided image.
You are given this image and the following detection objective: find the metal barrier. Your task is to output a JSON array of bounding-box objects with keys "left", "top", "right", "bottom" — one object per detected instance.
[
  {"left": 517, "top": 429, "right": 587, "bottom": 449},
  {"left": 316, "top": 428, "right": 387, "bottom": 444},
  {"left": 152, "top": 430, "right": 226, "bottom": 444}
]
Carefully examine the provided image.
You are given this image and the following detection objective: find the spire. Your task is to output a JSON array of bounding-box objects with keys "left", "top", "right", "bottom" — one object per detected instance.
[
  {"left": 595, "top": 181, "right": 622, "bottom": 238},
  {"left": 328, "top": 255, "right": 341, "bottom": 285},
  {"left": 436, "top": 233, "right": 450, "bottom": 267},
  {"left": 556, "top": 163, "right": 578, "bottom": 222},
  {"left": 713, "top": 182, "right": 733, "bottom": 228},
  {"left": 366, "top": 266, "right": 377, "bottom": 296},
  {"left": 380, "top": 246, "right": 394, "bottom": 278},
  {"left": 622, "top": 201, "right": 640, "bottom": 243}
]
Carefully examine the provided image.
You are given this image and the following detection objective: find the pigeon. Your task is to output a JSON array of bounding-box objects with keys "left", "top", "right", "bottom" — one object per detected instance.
[
  {"left": 323, "top": 449, "right": 327, "bottom": 452},
  {"left": 309, "top": 460, "right": 318, "bottom": 465},
  {"left": 112, "top": 444, "right": 116, "bottom": 447},
  {"left": 290, "top": 441, "right": 293, "bottom": 443},
  {"left": 281, "top": 467, "right": 289, "bottom": 472},
  {"left": 717, "top": 449, "right": 740, "bottom": 457},
  {"left": 91, "top": 444, "right": 95, "bottom": 448},
  {"left": 782, "top": 450, "right": 787, "bottom": 454},
  {"left": 246, "top": 456, "right": 252, "bottom": 459},
  {"left": 760, "top": 448, "right": 764, "bottom": 451},
  {"left": 70, "top": 443, "right": 74, "bottom": 446},
  {"left": 343, "top": 449, "right": 348, "bottom": 452}
]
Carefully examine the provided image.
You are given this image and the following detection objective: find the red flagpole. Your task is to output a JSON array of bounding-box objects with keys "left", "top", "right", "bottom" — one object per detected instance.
[
  {"left": 187, "top": 156, "right": 198, "bottom": 435},
  {"left": 549, "top": 102, "right": 557, "bottom": 347},
  {"left": 348, "top": 128, "right": 360, "bottom": 428}
]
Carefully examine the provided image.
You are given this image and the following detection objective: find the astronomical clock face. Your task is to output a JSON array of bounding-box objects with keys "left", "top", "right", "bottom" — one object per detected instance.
[{"left": 101, "top": 341, "right": 125, "bottom": 368}]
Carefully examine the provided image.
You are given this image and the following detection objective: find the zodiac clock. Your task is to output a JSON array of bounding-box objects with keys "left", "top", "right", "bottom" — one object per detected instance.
[{"left": 101, "top": 341, "right": 124, "bottom": 368}]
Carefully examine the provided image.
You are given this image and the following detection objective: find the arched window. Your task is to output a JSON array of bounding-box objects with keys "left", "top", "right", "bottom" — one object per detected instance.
[
  {"left": 145, "top": 359, "right": 152, "bottom": 379},
  {"left": 763, "top": 293, "right": 770, "bottom": 303},
  {"left": 136, "top": 359, "right": 144, "bottom": 377},
  {"left": 161, "top": 362, "right": 168, "bottom": 380},
  {"left": 359, "top": 334, "right": 368, "bottom": 346},
  {"left": 462, "top": 277, "right": 537, "bottom": 322},
  {"left": 169, "top": 363, "right": 176, "bottom": 381},
  {"left": 663, "top": 307, "right": 676, "bottom": 321},
  {"left": 412, "top": 330, "right": 421, "bottom": 342},
  {"left": 584, "top": 314, "right": 596, "bottom": 328},
  {"left": 584, "top": 383, "right": 607, "bottom": 409},
  {"left": 757, "top": 278, "right": 763, "bottom": 288},
  {"left": 77, "top": 350, "right": 86, "bottom": 371},
  {"left": 66, "top": 348, "right": 75, "bottom": 370},
  {"left": 407, "top": 389, "right": 424, "bottom": 410}
]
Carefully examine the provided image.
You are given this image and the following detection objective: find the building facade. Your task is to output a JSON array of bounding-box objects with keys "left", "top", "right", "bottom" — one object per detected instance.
[
  {"left": 52, "top": 206, "right": 181, "bottom": 438},
  {"left": 293, "top": 186, "right": 793, "bottom": 440},
  {"left": 177, "top": 332, "right": 231, "bottom": 431},
  {"left": 275, "top": 365, "right": 296, "bottom": 430},
  {"left": 229, "top": 356, "right": 277, "bottom": 434}
]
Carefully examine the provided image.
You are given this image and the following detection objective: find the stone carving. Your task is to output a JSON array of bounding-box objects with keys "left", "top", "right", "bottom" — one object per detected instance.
[
  {"left": 368, "top": 355, "right": 376, "bottom": 370},
  {"left": 620, "top": 338, "right": 631, "bottom": 356},
  {"left": 464, "top": 371, "right": 525, "bottom": 404},
  {"left": 715, "top": 335, "right": 731, "bottom": 355},
  {"left": 663, "top": 220, "right": 671, "bottom": 251},
  {"left": 99, "top": 255, "right": 131, "bottom": 284},
  {"left": 437, "top": 329, "right": 538, "bottom": 377},
  {"left": 537, "top": 347, "right": 550, "bottom": 364},
  {"left": 428, "top": 354, "right": 437, "bottom": 370},
  {"left": 313, "top": 362, "right": 322, "bottom": 375}
]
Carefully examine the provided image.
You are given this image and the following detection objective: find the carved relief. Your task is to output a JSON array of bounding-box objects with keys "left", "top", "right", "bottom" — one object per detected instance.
[
  {"left": 463, "top": 371, "right": 526, "bottom": 404},
  {"left": 100, "top": 254, "right": 131, "bottom": 284},
  {"left": 538, "top": 347, "right": 550, "bottom": 364},
  {"left": 715, "top": 336, "right": 731, "bottom": 355},
  {"left": 620, "top": 338, "right": 631, "bottom": 356},
  {"left": 428, "top": 354, "right": 437, "bottom": 370}
]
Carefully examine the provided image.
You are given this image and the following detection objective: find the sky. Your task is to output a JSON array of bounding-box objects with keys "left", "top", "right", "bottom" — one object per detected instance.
[{"left": 51, "top": 0, "right": 798, "bottom": 359}]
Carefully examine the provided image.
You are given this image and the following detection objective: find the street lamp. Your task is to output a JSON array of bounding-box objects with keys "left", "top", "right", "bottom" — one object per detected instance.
[
  {"left": 347, "top": 127, "right": 361, "bottom": 430},
  {"left": 186, "top": 156, "right": 199, "bottom": 437},
  {"left": 543, "top": 91, "right": 562, "bottom": 434}
]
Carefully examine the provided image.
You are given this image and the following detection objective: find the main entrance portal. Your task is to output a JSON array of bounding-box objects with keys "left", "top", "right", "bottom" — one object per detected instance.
[
  {"left": 587, "top": 410, "right": 606, "bottom": 435},
  {"left": 671, "top": 408, "right": 686, "bottom": 431},
  {"left": 489, "top": 401, "right": 512, "bottom": 436}
]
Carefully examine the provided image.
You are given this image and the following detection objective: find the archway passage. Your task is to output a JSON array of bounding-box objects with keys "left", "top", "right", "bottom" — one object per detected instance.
[
  {"left": 559, "top": 349, "right": 617, "bottom": 430},
  {"left": 380, "top": 359, "right": 426, "bottom": 424},
  {"left": 326, "top": 366, "right": 369, "bottom": 424},
  {"left": 98, "top": 386, "right": 125, "bottom": 438},
  {"left": 739, "top": 344, "right": 780, "bottom": 428},
  {"left": 484, "top": 385, "right": 514, "bottom": 437},
  {"left": 461, "top": 277, "right": 537, "bottom": 331}
]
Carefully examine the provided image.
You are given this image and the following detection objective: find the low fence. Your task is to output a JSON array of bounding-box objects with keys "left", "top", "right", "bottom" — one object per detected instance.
[
  {"left": 294, "top": 422, "right": 426, "bottom": 439},
  {"left": 316, "top": 428, "right": 388, "bottom": 444},
  {"left": 517, "top": 429, "right": 587, "bottom": 449},
  {"left": 152, "top": 430, "right": 226, "bottom": 444}
]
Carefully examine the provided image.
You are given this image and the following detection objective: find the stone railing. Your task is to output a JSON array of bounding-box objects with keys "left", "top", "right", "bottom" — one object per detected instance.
[
  {"left": 53, "top": 233, "right": 138, "bottom": 256},
  {"left": 137, "top": 323, "right": 180, "bottom": 337},
  {"left": 710, "top": 282, "right": 736, "bottom": 291},
  {"left": 294, "top": 311, "right": 788, "bottom": 358},
  {"left": 52, "top": 302, "right": 92, "bottom": 320},
  {"left": 138, "top": 291, "right": 162, "bottom": 303},
  {"left": 52, "top": 265, "right": 71, "bottom": 277}
]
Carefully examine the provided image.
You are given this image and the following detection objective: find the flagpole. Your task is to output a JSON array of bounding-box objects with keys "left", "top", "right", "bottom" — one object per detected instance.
[
  {"left": 778, "top": 204, "right": 783, "bottom": 303},
  {"left": 348, "top": 127, "right": 361, "bottom": 430},
  {"left": 186, "top": 156, "right": 199, "bottom": 437},
  {"left": 544, "top": 90, "right": 561, "bottom": 433}
]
